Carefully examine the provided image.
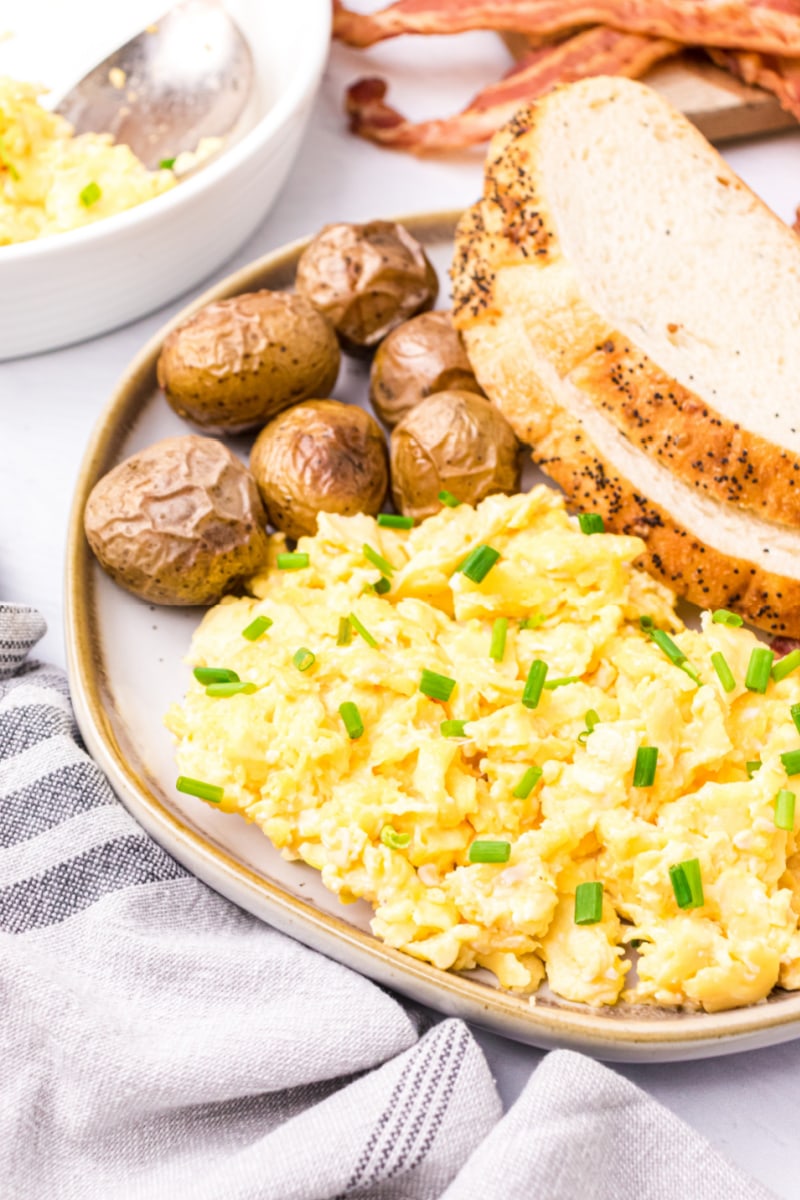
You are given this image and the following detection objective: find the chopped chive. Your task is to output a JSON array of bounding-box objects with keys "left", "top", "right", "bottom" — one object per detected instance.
[
  {"left": 242, "top": 615, "right": 272, "bottom": 641},
  {"left": 349, "top": 613, "right": 377, "bottom": 647},
  {"left": 746, "top": 760, "right": 762, "bottom": 778},
  {"left": 458, "top": 544, "right": 500, "bottom": 584},
  {"left": 512, "top": 765, "right": 542, "bottom": 799},
  {"left": 277, "top": 552, "right": 309, "bottom": 570},
  {"left": 745, "top": 647, "right": 774, "bottom": 694},
  {"left": 632, "top": 746, "right": 658, "bottom": 788},
  {"left": 159, "top": 156, "right": 176, "bottom": 169},
  {"left": 468, "top": 840, "right": 511, "bottom": 864},
  {"left": 339, "top": 701, "right": 364, "bottom": 740},
  {"left": 522, "top": 659, "right": 548, "bottom": 709},
  {"left": 775, "top": 789, "right": 796, "bottom": 831},
  {"left": 791, "top": 703, "right": 800, "bottom": 735},
  {"left": 381, "top": 825, "right": 410, "bottom": 849},
  {"left": 377, "top": 513, "right": 414, "bottom": 529},
  {"left": 193, "top": 666, "right": 239, "bottom": 685},
  {"left": 441, "top": 719, "right": 468, "bottom": 738},
  {"left": 773, "top": 649, "right": 800, "bottom": 683},
  {"left": 420, "top": 668, "right": 456, "bottom": 702},
  {"left": 489, "top": 617, "right": 508, "bottom": 662},
  {"left": 712, "top": 609, "right": 744, "bottom": 627},
  {"left": 519, "top": 614, "right": 545, "bottom": 630},
  {"left": 578, "top": 512, "right": 605, "bottom": 534},
  {"left": 0, "top": 135, "right": 19, "bottom": 180},
  {"left": 205, "top": 681, "right": 256, "bottom": 697},
  {"left": 574, "top": 881, "right": 603, "bottom": 925},
  {"left": 176, "top": 775, "right": 223, "bottom": 804},
  {"left": 293, "top": 648, "right": 315, "bottom": 672},
  {"left": 337, "top": 616, "right": 353, "bottom": 645},
  {"left": 640, "top": 620, "right": 700, "bottom": 683},
  {"left": 639, "top": 615, "right": 655, "bottom": 630},
  {"left": 438, "top": 489, "right": 462, "bottom": 508},
  {"left": 543, "top": 675, "right": 580, "bottom": 690},
  {"left": 578, "top": 709, "right": 600, "bottom": 745},
  {"left": 363, "top": 543, "right": 395, "bottom": 576},
  {"left": 783, "top": 749, "right": 800, "bottom": 776},
  {"left": 79, "top": 181, "right": 101, "bottom": 207},
  {"left": 710, "top": 651, "right": 736, "bottom": 693},
  {"left": 669, "top": 858, "right": 704, "bottom": 910},
  {"left": 372, "top": 576, "right": 391, "bottom": 595}
]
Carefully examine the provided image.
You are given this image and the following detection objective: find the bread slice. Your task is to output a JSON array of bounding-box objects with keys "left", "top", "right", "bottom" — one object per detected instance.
[{"left": 452, "top": 76, "right": 800, "bottom": 636}]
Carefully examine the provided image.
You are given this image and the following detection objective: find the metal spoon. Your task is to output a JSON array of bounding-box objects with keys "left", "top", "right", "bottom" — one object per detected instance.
[{"left": 55, "top": 0, "right": 254, "bottom": 171}]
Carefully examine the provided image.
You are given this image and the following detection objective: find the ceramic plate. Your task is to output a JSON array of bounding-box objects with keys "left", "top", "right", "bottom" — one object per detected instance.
[{"left": 65, "top": 211, "right": 800, "bottom": 1062}]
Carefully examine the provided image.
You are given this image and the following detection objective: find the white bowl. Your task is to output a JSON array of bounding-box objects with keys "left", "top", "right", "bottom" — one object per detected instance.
[{"left": 0, "top": 0, "right": 331, "bottom": 359}]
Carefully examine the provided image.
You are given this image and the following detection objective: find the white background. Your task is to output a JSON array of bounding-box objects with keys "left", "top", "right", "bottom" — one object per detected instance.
[{"left": 3, "top": 17, "right": 800, "bottom": 1197}]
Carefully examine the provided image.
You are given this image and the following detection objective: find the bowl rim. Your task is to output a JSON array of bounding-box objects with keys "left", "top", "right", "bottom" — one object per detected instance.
[{"left": 0, "top": 0, "right": 332, "bottom": 264}]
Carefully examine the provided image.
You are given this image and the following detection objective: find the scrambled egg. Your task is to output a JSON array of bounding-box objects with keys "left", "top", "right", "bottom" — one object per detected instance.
[
  {"left": 166, "top": 487, "right": 800, "bottom": 1011},
  {"left": 0, "top": 77, "right": 174, "bottom": 244}
]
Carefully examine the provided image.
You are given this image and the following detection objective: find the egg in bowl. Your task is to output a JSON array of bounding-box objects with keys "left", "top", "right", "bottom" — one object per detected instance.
[{"left": 165, "top": 487, "right": 800, "bottom": 1012}]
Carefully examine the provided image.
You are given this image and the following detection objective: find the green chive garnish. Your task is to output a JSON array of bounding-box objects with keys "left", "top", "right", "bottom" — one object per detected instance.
[
  {"left": 159, "top": 157, "right": 176, "bottom": 169},
  {"left": 377, "top": 513, "right": 414, "bottom": 529},
  {"left": 176, "top": 776, "right": 223, "bottom": 804},
  {"left": 712, "top": 609, "right": 744, "bottom": 627},
  {"left": 791, "top": 703, "right": 800, "bottom": 735},
  {"left": 669, "top": 858, "right": 704, "bottom": 909},
  {"left": 519, "top": 614, "right": 546, "bottom": 630},
  {"left": 381, "top": 825, "right": 410, "bottom": 849},
  {"left": 0, "top": 135, "right": 19, "bottom": 180},
  {"left": 468, "top": 840, "right": 511, "bottom": 864},
  {"left": 441, "top": 719, "right": 468, "bottom": 738},
  {"left": 277, "top": 552, "right": 309, "bottom": 570},
  {"left": 337, "top": 616, "right": 353, "bottom": 645},
  {"left": 775, "top": 789, "right": 796, "bottom": 831},
  {"left": 640, "top": 619, "right": 700, "bottom": 683},
  {"left": 745, "top": 647, "right": 774, "bottom": 694},
  {"left": 574, "top": 881, "right": 603, "bottom": 925},
  {"left": 578, "top": 512, "right": 605, "bottom": 534},
  {"left": 512, "top": 766, "right": 542, "bottom": 799},
  {"left": 710, "top": 651, "right": 736, "bottom": 693},
  {"left": 363, "top": 543, "right": 395, "bottom": 576},
  {"left": 439, "top": 489, "right": 462, "bottom": 508},
  {"left": 578, "top": 709, "right": 600, "bottom": 745},
  {"left": 543, "top": 675, "right": 580, "bottom": 690},
  {"left": 193, "top": 666, "right": 239, "bottom": 685},
  {"left": 458, "top": 544, "right": 500, "bottom": 584},
  {"left": 420, "top": 668, "right": 456, "bottom": 702},
  {"left": 293, "top": 648, "right": 315, "bottom": 672},
  {"left": 746, "top": 760, "right": 762, "bottom": 778},
  {"left": 79, "top": 181, "right": 101, "bottom": 207},
  {"left": 339, "top": 701, "right": 364, "bottom": 740},
  {"left": 489, "top": 617, "right": 508, "bottom": 662},
  {"left": 522, "top": 659, "right": 548, "bottom": 709},
  {"left": 632, "top": 746, "right": 658, "bottom": 788},
  {"left": 349, "top": 613, "right": 377, "bottom": 647},
  {"left": 205, "top": 681, "right": 256, "bottom": 697},
  {"left": 782, "top": 749, "right": 800, "bottom": 776},
  {"left": 773, "top": 649, "right": 800, "bottom": 683},
  {"left": 242, "top": 615, "right": 272, "bottom": 641},
  {"left": 372, "top": 576, "right": 391, "bottom": 595}
]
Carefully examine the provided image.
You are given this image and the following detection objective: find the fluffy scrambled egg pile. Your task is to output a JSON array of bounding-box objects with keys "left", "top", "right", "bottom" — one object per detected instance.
[
  {"left": 0, "top": 77, "right": 174, "bottom": 244},
  {"left": 166, "top": 488, "right": 800, "bottom": 1011}
]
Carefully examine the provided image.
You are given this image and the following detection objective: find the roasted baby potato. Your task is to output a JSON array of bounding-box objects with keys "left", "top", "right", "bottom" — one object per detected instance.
[
  {"left": 295, "top": 220, "right": 438, "bottom": 351},
  {"left": 369, "top": 310, "right": 484, "bottom": 427},
  {"left": 250, "top": 400, "right": 389, "bottom": 539},
  {"left": 84, "top": 435, "right": 269, "bottom": 605},
  {"left": 156, "top": 290, "right": 340, "bottom": 433},
  {"left": 390, "top": 390, "right": 521, "bottom": 521}
]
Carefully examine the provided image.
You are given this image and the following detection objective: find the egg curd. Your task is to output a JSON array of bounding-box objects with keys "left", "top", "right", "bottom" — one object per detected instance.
[
  {"left": 0, "top": 77, "right": 174, "bottom": 245},
  {"left": 166, "top": 487, "right": 800, "bottom": 1012}
]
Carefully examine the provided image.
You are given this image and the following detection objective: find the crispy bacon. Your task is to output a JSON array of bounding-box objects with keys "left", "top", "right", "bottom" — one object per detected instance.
[
  {"left": 333, "top": 0, "right": 800, "bottom": 56},
  {"left": 708, "top": 45, "right": 800, "bottom": 118},
  {"left": 346, "top": 27, "right": 678, "bottom": 151}
]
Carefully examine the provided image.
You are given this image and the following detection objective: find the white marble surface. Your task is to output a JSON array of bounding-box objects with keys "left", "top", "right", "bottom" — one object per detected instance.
[{"left": 3, "top": 24, "right": 800, "bottom": 1198}]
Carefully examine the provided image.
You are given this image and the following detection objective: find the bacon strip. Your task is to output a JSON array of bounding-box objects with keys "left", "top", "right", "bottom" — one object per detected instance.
[
  {"left": 708, "top": 45, "right": 800, "bottom": 118},
  {"left": 333, "top": 0, "right": 800, "bottom": 56},
  {"left": 346, "top": 27, "right": 678, "bottom": 151}
]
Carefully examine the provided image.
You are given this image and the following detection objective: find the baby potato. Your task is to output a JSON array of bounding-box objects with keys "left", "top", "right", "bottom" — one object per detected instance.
[
  {"left": 370, "top": 310, "right": 484, "bottom": 427},
  {"left": 84, "top": 435, "right": 269, "bottom": 605},
  {"left": 295, "top": 220, "right": 438, "bottom": 351},
  {"left": 250, "top": 400, "right": 389, "bottom": 539},
  {"left": 156, "top": 290, "right": 340, "bottom": 433},
  {"left": 390, "top": 390, "right": 521, "bottom": 520}
]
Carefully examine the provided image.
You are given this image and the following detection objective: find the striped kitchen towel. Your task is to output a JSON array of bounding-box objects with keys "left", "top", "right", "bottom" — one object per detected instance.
[{"left": 0, "top": 602, "right": 772, "bottom": 1199}]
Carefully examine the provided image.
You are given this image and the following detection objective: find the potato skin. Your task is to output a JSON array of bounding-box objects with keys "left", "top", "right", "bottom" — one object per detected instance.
[
  {"left": 84, "top": 435, "right": 270, "bottom": 605},
  {"left": 390, "top": 391, "right": 521, "bottom": 521},
  {"left": 370, "top": 310, "right": 484, "bottom": 427},
  {"left": 250, "top": 400, "right": 389, "bottom": 539},
  {"left": 156, "top": 291, "right": 340, "bottom": 433},
  {"left": 295, "top": 221, "right": 439, "bottom": 351}
]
